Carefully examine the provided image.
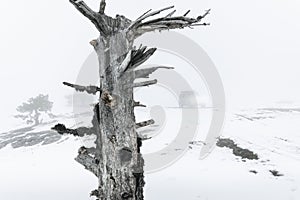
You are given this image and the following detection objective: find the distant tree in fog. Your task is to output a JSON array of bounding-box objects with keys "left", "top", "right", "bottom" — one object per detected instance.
[{"left": 15, "top": 94, "right": 53, "bottom": 125}]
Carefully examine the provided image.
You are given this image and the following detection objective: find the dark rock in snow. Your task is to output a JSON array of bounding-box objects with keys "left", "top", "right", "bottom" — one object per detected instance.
[
  {"left": 269, "top": 170, "right": 284, "bottom": 177},
  {"left": 217, "top": 138, "right": 259, "bottom": 160},
  {"left": 249, "top": 170, "right": 258, "bottom": 174}
]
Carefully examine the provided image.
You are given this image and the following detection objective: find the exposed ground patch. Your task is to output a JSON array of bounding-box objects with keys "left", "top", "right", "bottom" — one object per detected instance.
[{"left": 216, "top": 138, "right": 259, "bottom": 160}]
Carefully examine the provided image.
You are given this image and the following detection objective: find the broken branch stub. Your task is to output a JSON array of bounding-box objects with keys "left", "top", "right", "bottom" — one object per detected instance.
[
  {"left": 63, "top": 82, "right": 101, "bottom": 95},
  {"left": 136, "top": 119, "right": 155, "bottom": 129},
  {"left": 134, "top": 66, "right": 174, "bottom": 79},
  {"left": 133, "top": 79, "right": 158, "bottom": 88}
]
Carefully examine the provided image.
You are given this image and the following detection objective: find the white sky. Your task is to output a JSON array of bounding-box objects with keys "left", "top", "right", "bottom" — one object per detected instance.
[{"left": 0, "top": 0, "right": 300, "bottom": 128}]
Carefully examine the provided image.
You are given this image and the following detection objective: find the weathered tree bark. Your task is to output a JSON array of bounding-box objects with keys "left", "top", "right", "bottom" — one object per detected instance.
[{"left": 53, "top": 1, "right": 209, "bottom": 199}]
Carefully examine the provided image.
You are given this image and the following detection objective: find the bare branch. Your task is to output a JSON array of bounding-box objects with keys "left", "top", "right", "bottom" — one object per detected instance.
[
  {"left": 135, "top": 9, "right": 177, "bottom": 29},
  {"left": 131, "top": 8, "right": 211, "bottom": 38},
  {"left": 51, "top": 124, "right": 95, "bottom": 137},
  {"left": 134, "top": 101, "right": 146, "bottom": 107},
  {"left": 197, "top": 9, "right": 211, "bottom": 20},
  {"left": 131, "top": 48, "right": 157, "bottom": 69},
  {"left": 123, "top": 47, "right": 157, "bottom": 72},
  {"left": 99, "top": 0, "right": 106, "bottom": 14},
  {"left": 133, "top": 79, "right": 157, "bottom": 88},
  {"left": 63, "top": 82, "right": 101, "bottom": 95},
  {"left": 165, "top": 10, "right": 176, "bottom": 18},
  {"left": 119, "top": 46, "right": 157, "bottom": 76},
  {"left": 75, "top": 146, "right": 99, "bottom": 177},
  {"left": 69, "top": 0, "right": 110, "bottom": 36},
  {"left": 184, "top": 10, "right": 191, "bottom": 17},
  {"left": 136, "top": 119, "right": 155, "bottom": 129},
  {"left": 136, "top": 6, "right": 175, "bottom": 22},
  {"left": 190, "top": 23, "right": 210, "bottom": 26},
  {"left": 134, "top": 66, "right": 174, "bottom": 79},
  {"left": 69, "top": 0, "right": 96, "bottom": 21},
  {"left": 138, "top": 136, "right": 152, "bottom": 141},
  {"left": 128, "top": 6, "right": 175, "bottom": 30},
  {"left": 135, "top": 9, "right": 152, "bottom": 22}
]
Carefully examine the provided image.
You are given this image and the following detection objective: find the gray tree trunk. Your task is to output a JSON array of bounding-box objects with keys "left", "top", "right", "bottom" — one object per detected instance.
[
  {"left": 52, "top": 1, "right": 210, "bottom": 199},
  {"left": 33, "top": 109, "right": 40, "bottom": 126},
  {"left": 95, "top": 33, "right": 143, "bottom": 199}
]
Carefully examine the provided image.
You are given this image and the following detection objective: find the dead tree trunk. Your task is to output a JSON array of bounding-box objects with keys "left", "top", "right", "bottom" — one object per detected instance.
[{"left": 53, "top": 1, "right": 210, "bottom": 199}]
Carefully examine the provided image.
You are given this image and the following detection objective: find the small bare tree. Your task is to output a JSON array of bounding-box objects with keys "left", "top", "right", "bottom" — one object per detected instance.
[
  {"left": 15, "top": 94, "right": 53, "bottom": 125},
  {"left": 52, "top": 0, "right": 209, "bottom": 199}
]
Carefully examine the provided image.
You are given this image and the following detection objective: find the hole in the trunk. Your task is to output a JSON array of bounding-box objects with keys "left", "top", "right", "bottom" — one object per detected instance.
[{"left": 119, "top": 147, "right": 132, "bottom": 164}]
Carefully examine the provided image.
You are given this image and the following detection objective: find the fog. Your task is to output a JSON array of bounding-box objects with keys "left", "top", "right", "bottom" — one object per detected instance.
[{"left": 0, "top": 0, "right": 299, "bottom": 125}]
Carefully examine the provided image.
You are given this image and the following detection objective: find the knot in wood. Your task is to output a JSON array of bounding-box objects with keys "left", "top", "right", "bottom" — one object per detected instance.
[
  {"left": 89, "top": 39, "right": 98, "bottom": 48},
  {"left": 101, "top": 90, "right": 116, "bottom": 107},
  {"left": 78, "top": 146, "right": 88, "bottom": 154},
  {"left": 90, "top": 189, "right": 100, "bottom": 198},
  {"left": 109, "top": 135, "right": 117, "bottom": 143},
  {"left": 121, "top": 192, "right": 133, "bottom": 199},
  {"left": 119, "top": 147, "right": 133, "bottom": 164}
]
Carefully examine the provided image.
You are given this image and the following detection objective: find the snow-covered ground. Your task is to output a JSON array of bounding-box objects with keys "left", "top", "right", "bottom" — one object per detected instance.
[
  {"left": 0, "top": 105, "right": 299, "bottom": 200},
  {"left": 146, "top": 107, "right": 300, "bottom": 200}
]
